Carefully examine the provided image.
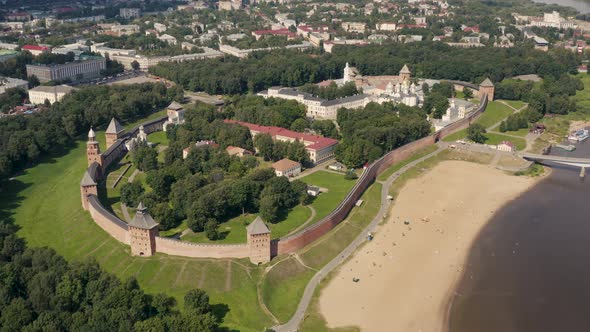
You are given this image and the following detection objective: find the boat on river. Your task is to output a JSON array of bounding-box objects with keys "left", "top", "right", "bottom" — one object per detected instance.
[{"left": 568, "top": 129, "right": 589, "bottom": 142}]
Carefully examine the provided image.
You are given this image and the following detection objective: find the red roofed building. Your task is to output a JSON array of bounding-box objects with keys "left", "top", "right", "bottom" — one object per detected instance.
[
  {"left": 22, "top": 45, "right": 50, "bottom": 56},
  {"left": 462, "top": 26, "right": 480, "bottom": 33},
  {"left": 225, "top": 120, "right": 338, "bottom": 164},
  {"left": 252, "top": 28, "right": 298, "bottom": 40}
]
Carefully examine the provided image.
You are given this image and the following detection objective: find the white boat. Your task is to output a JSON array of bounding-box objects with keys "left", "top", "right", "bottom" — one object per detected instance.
[{"left": 568, "top": 129, "right": 589, "bottom": 142}]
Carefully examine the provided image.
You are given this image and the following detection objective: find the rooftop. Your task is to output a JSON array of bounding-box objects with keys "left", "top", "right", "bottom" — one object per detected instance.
[
  {"left": 129, "top": 202, "right": 158, "bottom": 230},
  {"left": 29, "top": 85, "right": 75, "bottom": 94},
  {"left": 246, "top": 216, "right": 270, "bottom": 235},
  {"left": 225, "top": 119, "right": 338, "bottom": 151},
  {"left": 272, "top": 158, "right": 301, "bottom": 171},
  {"left": 106, "top": 118, "right": 125, "bottom": 134}
]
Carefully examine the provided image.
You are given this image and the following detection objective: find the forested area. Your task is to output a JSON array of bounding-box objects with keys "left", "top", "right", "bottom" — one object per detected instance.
[
  {"left": 0, "top": 83, "right": 183, "bottom": 186},
  {"left": 0, "top": 243, "right": 219, "bottom": 331},
  {"left": 121, "top": 103, "right": 310, "bottom": 237},
  {"left": 223, "top": 95, "right": 307, "bottom": 129},
  {"left": 150, "top": 42, "right": 579, "bottom": 95},
  {"left": 495, "top": 75, "right": 583, "bottom": 131},
  {"left": 336, "top": 102, "right": 432, "bottom": 167}
]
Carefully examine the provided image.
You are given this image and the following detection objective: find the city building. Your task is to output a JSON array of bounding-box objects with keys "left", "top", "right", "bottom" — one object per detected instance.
[
  {"left": 342, "top": 22, "right": 367, "bottom": 33},
  {"left": 26, "top": 57, "right": 106, "bottom": 82},
  {"left": 219, "top": 0, "right": 242, "bottom": 10},
  {"left": 0, "top": 76, "right": 28, "bottom": 94},
  {"left": 272, "top": 158, "right": 302, "bottom": 177},
  {"left": 433, "top": 98, "right": 476, "bottom": 131},
  {"left": 120, "top": 8, "right": 141, "bottom": 19},
  {"left": 158, "top": 34, "right": 177, "bottom": 45},
  {"left": 252, "top": 28, "right": 298, "bottom": 40},
  {"left": 22, "top": 44, "right": 50, "bottom": 56},
  {"left": 225, "top": 120, "right": 338, "bottom": 164},
  {"left": 28, "top": 85, "right": 75, "bottom": 104},
  {"left": 529, "top": 11, "right": 577, "bottom": 29}
]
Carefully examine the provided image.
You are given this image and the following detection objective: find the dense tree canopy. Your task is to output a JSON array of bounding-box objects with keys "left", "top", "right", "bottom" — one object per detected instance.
[
  {"left": 336, "top": 102, "right": 431, "bottom": 167},
  {"left": 0, "top": 83, "right": 175, "bottom": 186},
  {"left": 150, "top": 43, "right": 579, "bottom": 95}
]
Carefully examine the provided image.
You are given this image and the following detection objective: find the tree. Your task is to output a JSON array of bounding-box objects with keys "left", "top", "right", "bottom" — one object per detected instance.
[
  {"left": 204, "top": 219, "right": 218, "bottom": 240},
  {"left": 120, "top": 181, "right": 145, "bottom": 207},
  {"left": 254, "top": 133, "right": 274, "bottom": 161},
  {"left": 463, "top": 88, "right": 473, "bottom": 99},
  {"left": 184, "top": 289, "right": 211, "bottom": 315},
  {"left": 290, "top": 118, "right": 308, "bottom": 132},
  {"left": 259, "top": 194, "right": 279, "bottom": 223},
  {"left": 132, "top": 141, "right": 158, "bottom": 172},
  {"left": 27, "top": 75, "right": 40, "bottom": 88},
  {"left": 467, "top": 123, "right": 487, "bottom": 143},
  {"left": 131, "top": 60, "right": 140, "bottom": 71}
]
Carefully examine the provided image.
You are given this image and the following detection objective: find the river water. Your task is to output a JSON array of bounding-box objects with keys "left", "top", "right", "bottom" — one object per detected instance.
[
  {"left": 448, "top": 134, "right": 590, "bottom": 332},
  {"left": 532, "top": 0, "right": 590, "bottom": 13}
]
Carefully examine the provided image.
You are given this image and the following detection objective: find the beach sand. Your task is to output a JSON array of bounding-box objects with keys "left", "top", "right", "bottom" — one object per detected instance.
[{"left": 318, "top": 161, "right": 539, "bottom": 332}]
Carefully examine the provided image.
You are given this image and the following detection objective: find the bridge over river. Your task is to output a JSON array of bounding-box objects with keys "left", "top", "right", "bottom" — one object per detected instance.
[{"left": 519, "top": 152, "right": 590, "bottom": 177}]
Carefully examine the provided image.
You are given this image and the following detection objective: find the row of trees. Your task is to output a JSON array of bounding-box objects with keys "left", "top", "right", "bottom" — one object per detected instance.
[
  {"left": 150, "top": 43, "right": 579, "bottom": 95},
  {"left": 299, "top": 81, "right": 361, "bottom": 100},
  {"left": 336, "top": 102, "right": 431, "bottom": 167},
  {"left": 0, "top": 83, "right": 178, "bottom": 186},
  {"left": 254, "top": 133, "right": 310, "bottom": 165}
]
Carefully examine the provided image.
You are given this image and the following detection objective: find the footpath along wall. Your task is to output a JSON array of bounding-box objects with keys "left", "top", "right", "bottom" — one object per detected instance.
[{"left": 81, "top": 85, "right": 489, "bottom": 262}]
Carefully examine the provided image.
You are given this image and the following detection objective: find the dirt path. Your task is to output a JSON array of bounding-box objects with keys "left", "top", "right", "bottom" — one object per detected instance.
[
  {"left": 173, "top": 261, "right": 188, "bottom": 287},
  {"left": 284, "top": 206, "right": 317, "bottom": 237}
]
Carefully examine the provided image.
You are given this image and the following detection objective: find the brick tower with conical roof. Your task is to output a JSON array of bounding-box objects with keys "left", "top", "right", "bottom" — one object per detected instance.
[
  {"left": 246, "top": 216, "right": 271, "bottom": 264},
  {"left": 399, "top": 64, "right": 411, "bottom": 82},
  {"left": 128, "top": 202, "right": 159, "bottom": 256},
  {"left": 105, "top": 118, "right": 125, "bottom": 149},
  {"left": 479, "top": 78, "right": 495, "bottom": 101},
  {"left": 86, "top": 128, "right": 103, "bottom": 167}
]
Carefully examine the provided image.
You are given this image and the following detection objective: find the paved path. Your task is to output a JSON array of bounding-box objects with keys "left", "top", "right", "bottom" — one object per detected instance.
[
  {"left": 120, "top": 203, "right": 132, "bottom": 222},
  {"left": 128, "top": 169, "right": 140, "bottom": 183},
  {"left": 271, "top": 144, "right": 447, "bottom": 332},
  {"left": 290, "top": 160, "right": 337, "bottom": 181}
]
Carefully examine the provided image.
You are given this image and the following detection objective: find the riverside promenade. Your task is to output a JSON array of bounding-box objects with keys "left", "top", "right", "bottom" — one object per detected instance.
[{"left": 272, "top": 144, "right": 447, "bottom": 332}]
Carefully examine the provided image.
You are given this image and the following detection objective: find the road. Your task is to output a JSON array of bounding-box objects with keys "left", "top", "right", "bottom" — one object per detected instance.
[{"left": 271, "top": 144, "right": 447, "bottom": 332}]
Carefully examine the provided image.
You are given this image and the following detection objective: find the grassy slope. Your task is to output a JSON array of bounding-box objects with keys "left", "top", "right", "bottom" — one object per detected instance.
[
  {"left": 0, "top": 131, "right": 272, "bottom": 332},
  {"left": 377, "top": 145, "right": 439, "bottom": 181},
  {"left": 299, "top": 171, "right": 357, "bottom": 224},
  {"left": 260, "top": 183, "right": 382, "bottom": 324}
]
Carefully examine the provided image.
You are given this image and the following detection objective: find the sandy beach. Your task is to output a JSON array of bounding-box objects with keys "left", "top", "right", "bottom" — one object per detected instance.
[{"left": 319, "top": 161, "right": 540, "bottom": 332}]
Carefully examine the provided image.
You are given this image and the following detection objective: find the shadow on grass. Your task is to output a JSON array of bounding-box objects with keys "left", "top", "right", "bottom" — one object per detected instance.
[{"left": 211, "top": 303, "right": 238, "bottom": 332}]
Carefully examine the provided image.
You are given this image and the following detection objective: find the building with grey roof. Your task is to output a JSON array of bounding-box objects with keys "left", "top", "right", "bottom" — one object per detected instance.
[{"left": 0, "top": 76, "right": 28, "bottom": 94}]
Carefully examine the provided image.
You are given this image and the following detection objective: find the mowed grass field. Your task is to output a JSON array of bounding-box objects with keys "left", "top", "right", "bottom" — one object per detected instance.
[
  {"left": 300, "top": 171, "right": 357, "bottom": 224},
  {"left": 0, "top": 129, "right": 273, "bottom": 332}
]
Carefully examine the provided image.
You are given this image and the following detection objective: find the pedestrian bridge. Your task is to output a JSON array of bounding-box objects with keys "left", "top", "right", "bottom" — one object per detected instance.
[{"left": 519, "top": 152, "right": 590, "bottom": 168}]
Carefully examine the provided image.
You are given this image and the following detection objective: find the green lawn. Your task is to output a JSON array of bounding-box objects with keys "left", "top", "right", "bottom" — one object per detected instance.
[
  {"left": 501, "top": 100, "right": 526, "bottom": 110},
  {"left": 443, "top": 101, "right": 518, "bottom": 142},
  {"left": 442, "top": 128, "right": 468, "bottom": 142},
  {"left": 261, "top": 257, "right": 315, "bottom": 323},
  {"left": 299, "top": 171, "right": 357, "bottom": 224},
  {"left": 147, "top": 131, "right": 169, "bottom": 146},
  {"left": 299, "top": 183, "right": 382, "bottom": 270},
  {"left": 475, "top": 100, "right": 515, "bottom": 128},
  {"left": 484, "top": 132, "right": 526, "bottom": 150},
  {"left": 501, "top": 127, "right": 530, "bottom": 137},
  {"left": 0, "top": 130, "right": 272, "bottom": 332},
  {"left": 182, "top": 205, "right": 313, "bottom": 244},
  {"left": 377, "top": 145, "right": 439, "bottom": 181}
]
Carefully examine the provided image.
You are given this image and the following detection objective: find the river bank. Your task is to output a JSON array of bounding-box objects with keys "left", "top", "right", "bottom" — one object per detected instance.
[{"left": 318, "top": 161, "right": 541, "bottom": 331}]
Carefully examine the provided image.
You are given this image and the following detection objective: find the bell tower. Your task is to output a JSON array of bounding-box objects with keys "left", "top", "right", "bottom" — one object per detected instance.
[{"left": 86, "top": 128, "right": 103, "bottom": 167}]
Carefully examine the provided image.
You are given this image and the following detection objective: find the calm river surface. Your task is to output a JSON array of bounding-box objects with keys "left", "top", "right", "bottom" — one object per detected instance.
[
  {"left": 448, "top": 134, "right": 590, "bottom": 332},
  {"left": 532, "top": 0, "right": 590, "bottom": 13}
]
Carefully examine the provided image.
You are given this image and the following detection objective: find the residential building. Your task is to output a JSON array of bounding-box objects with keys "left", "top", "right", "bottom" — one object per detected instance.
[
  {"left": 497, "top": 141, "right": 515, "bottom": 152},
  {"left": 158, "top": 34, "right": 177, "bottom": 45},
  {"left": 272, "top": 158, "right": 302, "bottom": 177},
  {"left": 342, "top": 22, "right": 367, "bottom": 33},
  {"left": 219, "top": 0, "right": 242, "bottom": 10},
  {"left": 376, "top": 22, "right": 397, "bottom": 31},
  {"left": 110, "top": 24, "right": 141, "bottom": 36},
  {"left": 154, "top": 23, "right": 167, "bottom": 33},
  {"left": 120, "top": 8, "right": 141, "bottom": 19},
  {"left": 0, "top": 42, "right": 19, "bottom": 50},
  {"left": 22, "top": 44, "right": 50, "bottom": 56},
  {"left": 28, "top": 85, "right": 75, "bottom": 104},
  {"left": 226, "top": 146, "right": 253, "bottom": 157},
  {"left": 225, "top": 120, "right": 338, "bottom": 164},
  {"left": 0, "top": 76, "right": 28, "bottom": 94},
  {"left": 26, "top": 57, "right": 106, "bottom": 82},
  {"left": 252, "top": 28, "right": 298, "bottom": 40}
]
